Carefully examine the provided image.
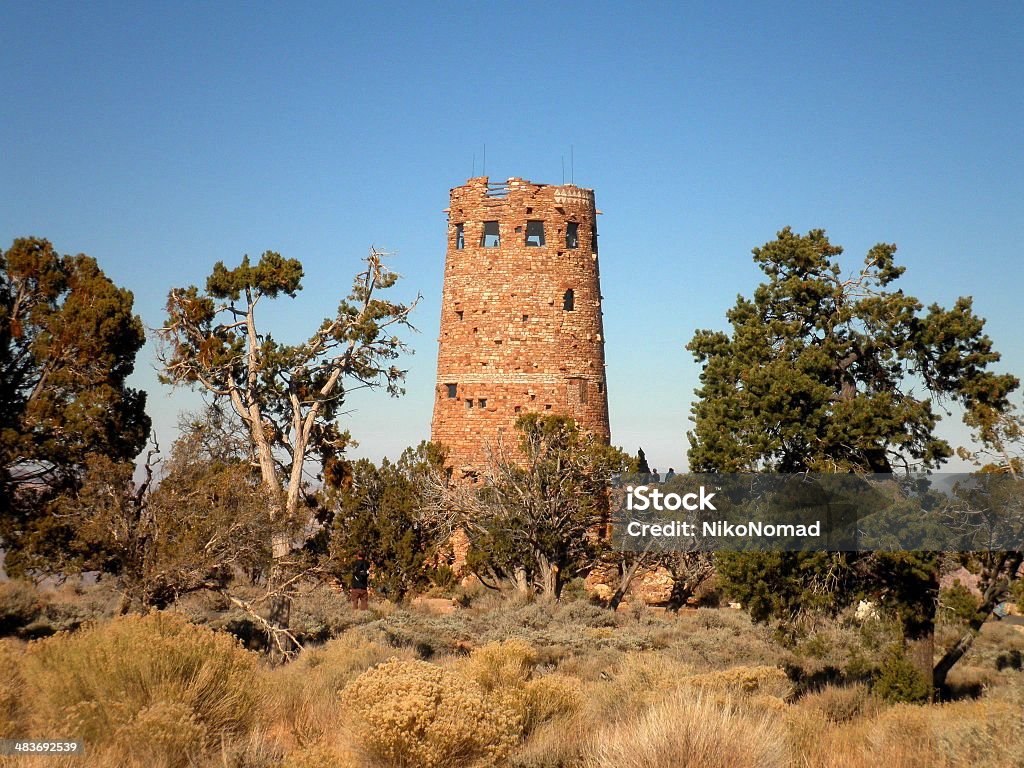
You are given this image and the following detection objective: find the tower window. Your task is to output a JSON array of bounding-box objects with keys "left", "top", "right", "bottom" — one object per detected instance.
[
  {"left": 456, "top": 310, "right": 464, "bottom": 320},
  {"left": 466, "top": 399, "right": 474, "bottom": 409},
  {"left": 455, "top": 223, "right": 464, "bottom": 249},
  {"left": 566, "top": 222, "right": 579, "bottom": 248},
  {"left": 478, "top": 398, "right": 487, "bottom": 408},
  {"left": 481, "top": 221, "right": 500, "bottom": 248},
  {"left": 446, "top": 383, "right": 457, "bottom": 398},
  {"left": 525, "top": 220, "right": 545, "bottom": 247},
  {"left": 563, "top": 289, "right": 575, "bottom": 311},
  {"left": 578, "top": 378, "right": 588, "bottom": 404}
]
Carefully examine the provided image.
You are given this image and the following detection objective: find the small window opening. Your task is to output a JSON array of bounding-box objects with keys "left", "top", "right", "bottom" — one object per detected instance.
[
  {"left": 525, "top": 220, "right": 545, "bottom": 247},
  {"left": 456, "top": 310, "right": 464, "bottom": 320},
  {"left": 597, "top": 381, "right": 604, "bottom": 394},
  {"left": 526, "top": 207, "right": 532, "bottom": 214},
  {"left": 466, "top": 399, "right": 473, "bottom": 409},
  {"left": 478, "top": 398, "right": 487, "bottom": 408},
  {"left": 446, "top": 383, "right": 457, "bottom": 398},
  {"left": 495, "top": 339, "right": 502, "bottom": 345},
  {"left": 522, "top": 314, "right": 529, "bottom": 322},
  {"left": 481, "top": 221, "right": 500, "bottom": 248},
  {"left": 514, "top": 405, "right": 522, "bottom": 414},
  {"left": 566, "top": 222, "right": 579, "bottom": 248},
  {"left": 455, "top": 223, "right": 465, "bottom": 249},
  {"left": 563, "top": 289, "right": 575, "bottom": 311},
  {"left": 544, "top": 404, "right": 552, "bottom": 410}
]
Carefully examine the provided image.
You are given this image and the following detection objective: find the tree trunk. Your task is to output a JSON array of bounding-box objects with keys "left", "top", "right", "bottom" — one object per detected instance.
[
  {"left": 933, "top": 553, "right": 1023, "bottom": 691},
  {"left": 513, "top": 566, "right": 530, "bottom": 596},
  {"left": 537, "top": 553, "right": 561, "bottom": 599},
  {"left": 267, "top": 531, "right": 294, "bottom": 661},
  {"left": 609, "top": 554, "right": 646, "bottom": 612}
]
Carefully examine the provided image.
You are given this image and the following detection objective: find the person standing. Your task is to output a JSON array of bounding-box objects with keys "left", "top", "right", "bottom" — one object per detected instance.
[{"left": 350, "top": 552, "right": 371, "bottom": 610}]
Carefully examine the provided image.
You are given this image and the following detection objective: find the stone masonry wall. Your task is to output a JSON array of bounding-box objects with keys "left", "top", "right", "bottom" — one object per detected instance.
[{"left": 431, "top": 177, "right": 611, "bottom": 473}]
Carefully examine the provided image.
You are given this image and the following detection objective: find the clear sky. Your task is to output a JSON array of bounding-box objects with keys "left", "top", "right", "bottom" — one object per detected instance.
[{"left": 3, "top": 2, "right": 1022, "bottom": 472}]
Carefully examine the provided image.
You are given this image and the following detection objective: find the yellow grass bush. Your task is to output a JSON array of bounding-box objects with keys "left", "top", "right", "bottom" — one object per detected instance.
[
  {"left": 682, "top": 664, "right": 793, "bottom": 700},
  {"left": 273, "top": 633, "right": 415, "bottom": 747},
  {"left": 340, "top": 658, "right": 520, "bottom": 768},
  {"left": 585, "top": 689, "right": 790, "bottom": 768},
  {"left": 279, "top": 742, "right": 362, "bottom": 768},
  {"left": 0, "top": 640, "right": 27, "bottom": 738},
  {"left": 798, "top": 683, "right": 878, "bottom": 723},
  {"left": 20, "top": 611, "right": 266, "bottom": 768},
  {"left": 794, "top": 699, "right": 1024, "bottom": 768},
  {"left": 520, "top": 674, "right": 583, "bottom": 735},
  {"left": 462, "top": 638, "right": 538, "bottom": 692}
]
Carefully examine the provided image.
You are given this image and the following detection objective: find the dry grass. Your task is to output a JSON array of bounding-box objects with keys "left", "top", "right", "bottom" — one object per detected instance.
[
  {"left": 585, "top": 689, "right": 790, "bottom": 768},
  {"left": 1, "top": 594, "right": 1022, "bottom": 768},
  {"left": 14, "top": 612, "right": 267, "bottom": 768}
]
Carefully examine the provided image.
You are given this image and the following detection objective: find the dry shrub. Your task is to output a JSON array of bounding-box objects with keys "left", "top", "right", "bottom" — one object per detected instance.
[
  {"left": 458, "top": 640, "right": 581, "bottom": 739},
  {"left": 682, "top": 664, "right": 793, "bottom": 700},
  {"left": 520, "top": 674, "right": 583, "bottom": 735},
  {"left": 0, "top": 640, "right": 27, "bottom": 738},
  {"left": 20, "top": 611, "right": 266, "bottom": 768},
  {"left": 0, "top": 580, "right": 42, "bottom": 634},
  {"left": 798, "top": 683, "right": 878, "bottom": 723},
  {"left": 296, "top": 632, "right": 413, "bottom": 693},
  {"left": 795, "top": 699, "right": 1024, "bottom": 768},
  {"left": 273, "top": 632, "right": 415, "bottom": 747},
  {"left": 585, "top": 689, "right": 790, "bottom": 768},
  {"left": 341, "top": 658, "right": 520, "bottom": 768},
  {"left": 462, "top": 638, "right": 538, "bottom": 692},
  {"left": 280, "top": 742, "right": 362, "bottom": 768},
  {"left": 586, "top": 651, "right": 694, "bottom": 723}
]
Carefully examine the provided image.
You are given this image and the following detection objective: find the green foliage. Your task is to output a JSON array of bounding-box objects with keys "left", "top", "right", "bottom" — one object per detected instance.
[
  {"left": 939, "top": 580, "right": 982, "bottom": 626},
  {"left": 51, "top": 415, "right": 271, "bottom": 610},
  {"left": 452, "top": 414, "right": 631, "bottom": 597},
  {"left": 873, "top": 646, "right": 931, "bottom": 703},
  {"left": 0, "top": 237, "right": 150, "bottom": 574},
  {"left": 688, "top": 228, "right": 1018, "bottom": 680},
  {"left": 159, "top": 249, "right": 417, "bottom": 563},
  {"left": 329, "top": 442, "right": 445, "bottom": 600},
  {"left": 687, "top": 227, "right": 1016, "bottom": 473}
]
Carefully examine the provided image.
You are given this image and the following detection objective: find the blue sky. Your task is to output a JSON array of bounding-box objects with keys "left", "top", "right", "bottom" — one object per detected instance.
[{"left": 3, "top": 2, "right": 1022, "bottom": 472}]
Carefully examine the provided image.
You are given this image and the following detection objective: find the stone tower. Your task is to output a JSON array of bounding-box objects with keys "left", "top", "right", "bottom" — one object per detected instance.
[{"left": 431, "top": 176, "right": 610, "bottom": 472}]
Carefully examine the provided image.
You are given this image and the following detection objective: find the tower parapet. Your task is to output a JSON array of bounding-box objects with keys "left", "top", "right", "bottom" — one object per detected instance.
[{"left": 431, "top": 176, "right": 610, "bottom": 472}]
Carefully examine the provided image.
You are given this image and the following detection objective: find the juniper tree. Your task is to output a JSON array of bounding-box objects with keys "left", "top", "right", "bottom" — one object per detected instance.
[
  {"left": 687, "top": 227, "right": 1018, "bottom": 693},
  {"left": 424, "top": 414, "right": 630, "bottom": 598},
  {"left": 329, "top": 441, "right": 445, "bottom": 601},
  {"left": 0, "top": 237, "right": 149, "bottom": 574},
  {"left": 158, "top": 248, "right": 417, "bottom": 651}
]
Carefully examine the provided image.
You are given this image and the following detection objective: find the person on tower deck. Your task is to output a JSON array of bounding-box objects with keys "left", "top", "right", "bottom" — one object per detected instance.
[
  {"left": 665, "top": 467, "right": 676, "bottom": 482},
  {"left": 350, "top": 551, "right": 371, "bottom": 610},
  {"left": 651, "top": 468, "right": 661, "bottom": 483}
]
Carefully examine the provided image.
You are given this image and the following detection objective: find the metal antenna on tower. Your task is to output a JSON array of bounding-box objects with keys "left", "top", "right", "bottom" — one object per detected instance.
[
  {"left": 561, "top": 155, "right": 565, "bottom": 184},
  {"left": 571, "top": 145, "right": 574, "bottom": 184},
  {"left": 472, "top": 153, "right": 476, "bottom": 177},
  {"left": 482, "top": 144, "right": 486, "bottom": 176}
]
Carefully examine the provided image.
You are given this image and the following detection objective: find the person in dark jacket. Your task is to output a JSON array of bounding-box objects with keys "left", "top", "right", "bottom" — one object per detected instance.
[{"left": 350, "top": 552, "right": 371, "bottom": 610}]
